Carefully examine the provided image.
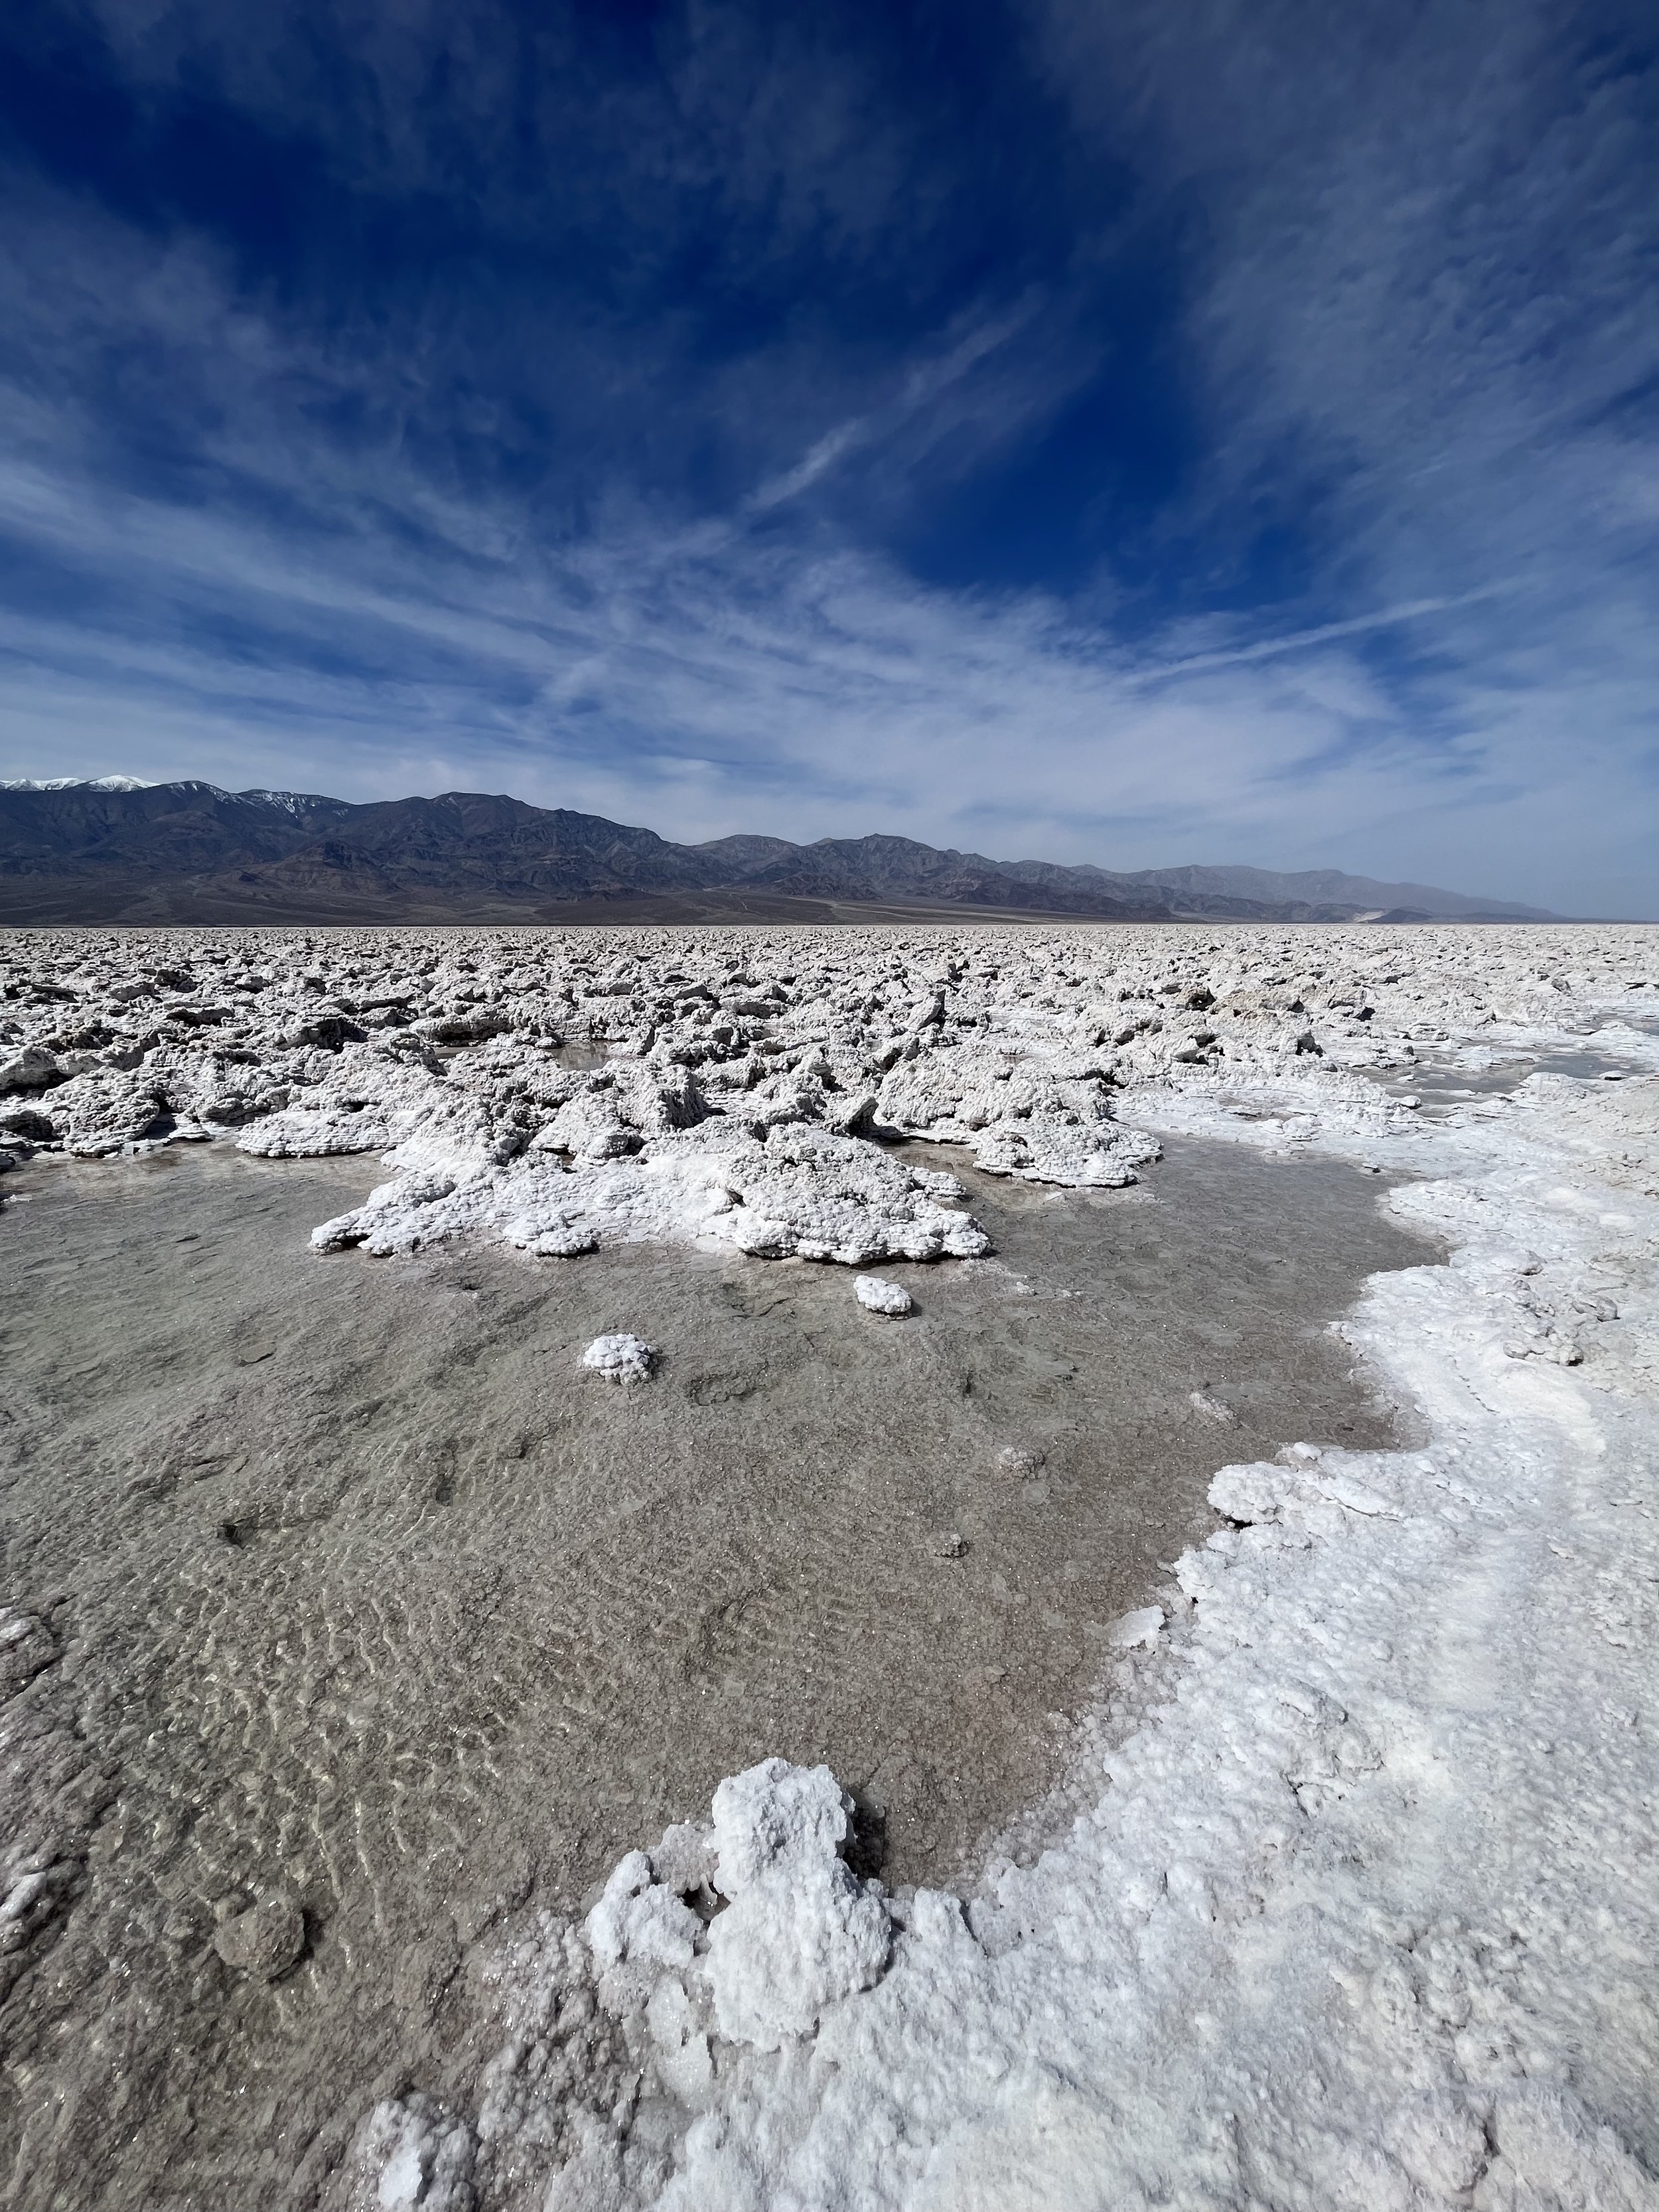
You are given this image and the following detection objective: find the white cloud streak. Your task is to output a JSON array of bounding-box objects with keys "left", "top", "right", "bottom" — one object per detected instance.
[
  {"left": 3, "top": 416, "right": 1653, "bottom": 913},
  {"left": 1, "top": 0, "right": 1656, "bottom": 915},
  {"left": 747, "top": 305, "right": 1041, "bottom": 511},
  {"left": 1125, "top": 591, "right": 1518, "bottom": 686}
]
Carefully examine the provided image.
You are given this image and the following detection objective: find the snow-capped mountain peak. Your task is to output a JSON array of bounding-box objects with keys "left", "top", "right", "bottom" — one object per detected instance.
[{"left": 0, "top": 774, "right": 157, "bottom": 792}]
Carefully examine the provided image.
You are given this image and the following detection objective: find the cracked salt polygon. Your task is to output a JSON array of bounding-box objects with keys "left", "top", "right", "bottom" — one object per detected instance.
[
  {"left": 582, "top": 1333, "right": 656, "bottom": 1382},
  {"left": 854, "top": 1274, "right": 912, "bottom": 1315}
]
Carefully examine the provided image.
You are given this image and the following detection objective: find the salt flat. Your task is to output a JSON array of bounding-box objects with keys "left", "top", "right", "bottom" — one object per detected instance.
[{"left": 2, "top": 922, "right": 1657, "bottom": 2211}]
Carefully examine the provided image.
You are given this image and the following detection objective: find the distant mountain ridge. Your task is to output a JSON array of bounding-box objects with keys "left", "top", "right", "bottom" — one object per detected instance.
[{"left": 0, "top": 778, "right": 1565, "bottom": 925}]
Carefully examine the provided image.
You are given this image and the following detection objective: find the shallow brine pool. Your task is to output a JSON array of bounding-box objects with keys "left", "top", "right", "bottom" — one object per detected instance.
[{"left": 0, "top": 1134, "right": 1438, "bottom": 2209}]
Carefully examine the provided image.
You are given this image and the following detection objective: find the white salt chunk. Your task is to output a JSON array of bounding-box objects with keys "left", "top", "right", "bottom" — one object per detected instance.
[
  {"left": 1109, "top": 1605, "right": 1165, "bottom": 1650},
  {"left": 705, "top": 1759, "right": 891, "bottom": 2050},
  {"left": 855, "top": 1275, "right": 913, "bottom": 1315},
  {"left": 1316, "top": 1471, "right": 1402, "bottom": 1518},
  {"left": 582, "top": 1333, "right": 656, "bottom": 1382}
]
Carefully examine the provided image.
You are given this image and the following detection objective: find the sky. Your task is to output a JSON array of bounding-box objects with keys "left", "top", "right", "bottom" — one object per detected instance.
[{"left": 1, "top": 0, "right": 1656, "bottom": 914}]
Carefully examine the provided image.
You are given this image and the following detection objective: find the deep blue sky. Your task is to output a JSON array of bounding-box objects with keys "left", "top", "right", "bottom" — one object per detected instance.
[{"left": 1, "top": 0, "right": 1656, "bottom": 911}]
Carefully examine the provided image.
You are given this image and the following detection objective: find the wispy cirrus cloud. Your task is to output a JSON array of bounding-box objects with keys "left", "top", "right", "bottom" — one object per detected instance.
[
  {"left": 1125, "top": 591, "right": 1520, "bottom": 686},
  {"left": 747, "top": 305, "right": 1043, "bottom": 512},
  {"left": 0, "top": 0, "right": 1654, "bottom": 913}
]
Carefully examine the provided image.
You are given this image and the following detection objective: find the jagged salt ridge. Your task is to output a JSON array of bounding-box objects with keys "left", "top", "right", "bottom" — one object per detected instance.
[
  {"left": 4, "top": 921, "right": 1643, "bottom": 1265},
  {"left": 0, "top": 928, "right": 1181, "bottom": 1262}
]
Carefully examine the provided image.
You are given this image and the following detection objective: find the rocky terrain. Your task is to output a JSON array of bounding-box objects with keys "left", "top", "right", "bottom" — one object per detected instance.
[
  {"left": 2, "top": 919, "right": 1657, "bottom": 2212},
  {"left": 0, "top": 780, "right": 1561, "bottom": 926},
  {"left": 1, "top": 919, "right": 1625, "bottom": 1258}
]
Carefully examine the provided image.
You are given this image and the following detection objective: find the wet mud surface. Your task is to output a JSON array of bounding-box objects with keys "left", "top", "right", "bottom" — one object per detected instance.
[
  {"left": 0, "top": 1136, "right": 1437, "bottom": 2208},
  {"left": 1359, "top": 1031, "right": 1659, "bottom": 1116}
]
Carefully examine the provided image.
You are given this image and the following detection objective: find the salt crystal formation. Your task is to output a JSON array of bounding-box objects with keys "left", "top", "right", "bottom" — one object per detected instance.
[
  {"left": 344, "top": 2093, "right": 474, "bottom": 2212},
  {"left": 853, "top": 1274, "right": 912, "bottom": 1315},
  {"left": 4, "top": 919, "right": 1648, "bottom": 1277},
  {"left": 620, "top": 1763, "right": 883, "bottom": 2038},
  {"left": 582, "top": 1333, "right": 657, "bottom": 1383},
  {"left": 1107, "top": 1604, "right": 1165, "bottom": 1649},
  {"left": 311, "top": 924, "right": 1659, "bottom": 2212},
  {"left": 701, "top": 1759, "right": 891, "bottom": 2050}
]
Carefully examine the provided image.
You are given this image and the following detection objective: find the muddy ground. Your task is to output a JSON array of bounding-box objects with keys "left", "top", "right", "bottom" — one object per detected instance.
[{"left": 0, "top": 1135, "right": 1437, "bottom": 2209}]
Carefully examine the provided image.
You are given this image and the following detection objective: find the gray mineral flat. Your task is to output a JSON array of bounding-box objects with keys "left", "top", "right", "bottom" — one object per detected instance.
[{"left": 211, "top": 1897, "right": 305, "bottom": 1980}]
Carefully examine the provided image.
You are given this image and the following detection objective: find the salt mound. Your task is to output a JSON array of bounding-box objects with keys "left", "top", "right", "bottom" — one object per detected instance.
[
  {"left": 308, "top": 1119, "right": 991, "bottom": 1269},
  {"left": 582, "top": 1333, "right": 656, "bottom": 1382},
  {"left": 579, "top": 1758, "right": 892, "bottom": 2057},
  {"left": 705, "top": 1759, "right": 891, "bottom": 2049}
]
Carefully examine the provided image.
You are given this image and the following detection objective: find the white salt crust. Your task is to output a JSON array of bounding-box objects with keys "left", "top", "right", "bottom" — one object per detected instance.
[
  {"left": 415, "top": 1049, "right": 1659, "bottom": 2212},
  {"left": 5, "top": 923, "right": 1659, "bottom": 2210},
  {"left": 582, "top": 1334, "right": 657, "bottom": 1384}
]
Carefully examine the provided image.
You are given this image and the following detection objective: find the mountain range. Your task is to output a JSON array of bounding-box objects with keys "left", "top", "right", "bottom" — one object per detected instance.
[{"left": 0, "top": 778, "right": 1564, "bottom": 926}]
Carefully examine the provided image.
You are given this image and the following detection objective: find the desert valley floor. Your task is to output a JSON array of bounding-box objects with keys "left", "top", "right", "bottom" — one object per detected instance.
[{"left": 1, "top": 921, "right": 1656, "bottom": 2212}]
